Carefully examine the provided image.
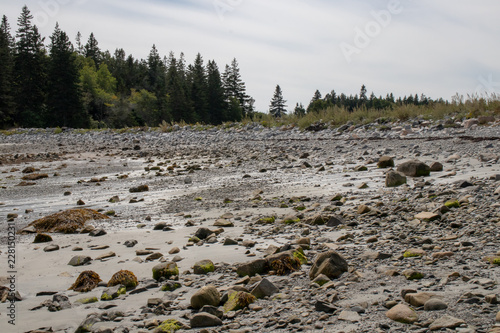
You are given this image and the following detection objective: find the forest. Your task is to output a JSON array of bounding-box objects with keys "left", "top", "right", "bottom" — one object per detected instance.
[{"left": 1, "top": 6, "right": 451, "bottom": 129}]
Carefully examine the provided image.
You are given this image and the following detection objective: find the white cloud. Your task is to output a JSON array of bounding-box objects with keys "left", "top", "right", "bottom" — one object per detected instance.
[{"left": 2, "top": 0, "right": 500, "bottom": 112}]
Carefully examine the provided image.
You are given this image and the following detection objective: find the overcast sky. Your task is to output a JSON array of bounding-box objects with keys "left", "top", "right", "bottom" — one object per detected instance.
[{"left": 2, "top": 0, "right": 500, "bottom": 112}]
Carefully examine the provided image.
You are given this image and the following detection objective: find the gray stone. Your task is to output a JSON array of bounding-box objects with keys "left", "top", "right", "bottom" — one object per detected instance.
[
  {"left": 237, "top": 259, "right": 267, "bottom": 277},
  {"left": 68, "top": 255, "right": 92, "bottom": 266},
  {"left": 190, "top": 312, "right": 223, "bottom": 328},
  {"left": 386, "top": 304, "right": 418, "bottom": 324},
  {"left": 424, "top": 298, "right": 448, "bottom": 311},
  {"left": 429, "top": 315, "right": 466, "bottom": 331},
  {"left": 338, "top": 310, "right": 361, "bottom": 322},
  {"left": 250, "top": 278, "right": 279, "bottom": 299},
  {"left": 386, "top": 171, "right": 407, "bottom": 187},
  {"left": 309, "top": 251, "right": 348, "bottom": 280},
  {"left": 190, "top": 285, "right": 221, "bottom": 309},
  {"left": 397, "top": 160, "right": 430, "bottom": 177},
  {"left": 89, "top": 229, "right": 106, "bottom": 237},
  {"left": 378, "top": 156, "right": 395, "bottom": 168},
  {"left": 43, "top": 244, "right": 60, "bottom": 252},
  {"left": 123, "top": 240, "right": 138, "bottom": 247}
]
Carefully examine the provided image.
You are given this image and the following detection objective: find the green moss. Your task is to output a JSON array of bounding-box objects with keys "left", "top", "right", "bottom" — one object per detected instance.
[
  {"left": 195, "top": 197, "right": 203, "bottom": 201},
  {"left": 295, "top": 206, "right": 306, "bottom": 211},
  {"left": 403, "top": 251, "right": 423, "bottom": 258},
  {"left": 152, "top": 262, "right": 179, "bottom": 281},
  {"left": 101, "top": 293, "right": 113, "bottom": 301},
  {"left": 75, "top": 297, "right": 99, "bottom": 304},
  {"left": 223, "top": 291, "right": 256, "bottom": 313},
  {"left": 156, "top": 319, "right": 182, "bottom": 333},
  {"left": 293, "top": 249, "right": 308, "bottom": 265},
  {"left": 258, "top": 216, "right": 275, "bottom": 224},
  {"left": 282, "top": 217, "right": 300, "bottom": 225},
  {"left": 200, "top": 262, "right": 215, "bottom": 273},
  {"left": 161, "top": 282, "right": 182, "bottom": 292},
  {"left": 105, "top": 210, "right": 116, "bottom": 216},
  {"left": 405, "top": 272, "right": 425, "bottom": 280},
  {"left": 189, "top": 236, "right": 201, "bottom": 243},
  {"left": 444, "top": 200, "right": 460, "bottom": 208}
]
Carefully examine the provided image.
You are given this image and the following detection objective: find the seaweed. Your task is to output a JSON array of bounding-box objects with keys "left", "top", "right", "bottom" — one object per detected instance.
[
  {"left": 270, "top": 256, "right": 302, "bottom": 276},
  {"left": 107, "top": 270, "right": 138, "bottom": 289},
  {"left": 19, "top": 208, "right": 109, "bottom": 234},
  {"left": 69, "top": 271, "right": 102, "bottom": 292}
]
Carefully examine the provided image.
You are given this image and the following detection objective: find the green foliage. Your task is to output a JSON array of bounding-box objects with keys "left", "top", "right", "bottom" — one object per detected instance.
[
  {"left": 156, "top": 319, "right": 182, "bottom": 333},
  {"left": 269, "top": 84, "right": 287, "bottom": 118}
]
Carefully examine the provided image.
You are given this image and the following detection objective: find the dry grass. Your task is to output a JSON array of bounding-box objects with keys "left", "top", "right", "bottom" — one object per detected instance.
[{"left": 20, "top": 208, "right": 109, "bottom": 234}]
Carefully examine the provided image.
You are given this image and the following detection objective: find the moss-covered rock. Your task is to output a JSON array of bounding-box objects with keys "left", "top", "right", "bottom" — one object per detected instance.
[
  {"left": 257, "top": 216, "right": 275, "bottom": 224},
  {"left": 190, "top": 285, "right": 221, "bottom": 309},
  {"left": 152, "top": 262, "right": 179, "bottom": 281},
  {"left": 293, "top": 248, "right": 308, "bottom": 265},
  {"left": 101, "top": 285, "right": 126, "bottom": 301},
  {"left": 193, "top": 259, "right": 215, "bottom": 275},
  {"left": 444, "top": 200, "right": 460, "bottom": 208},
  {"left": 154, "top": 319, "right": 183, "bottom": 333},
  {"left": 161, "top": 281, "right": 182, "bottom": 292},
  {"left": 223, "top": 291, "right": 256, "bottom": 313},
  {"left": 75, "top": 297, "right": 99, "bottom": 304}
]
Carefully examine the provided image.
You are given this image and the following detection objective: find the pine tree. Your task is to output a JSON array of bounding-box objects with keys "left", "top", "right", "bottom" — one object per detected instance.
[
  {"left": 294, "top": 103, "right": 306, "bottom": 117},
  {"left": 47, "top": 23, "right": 88, "bottom": 127},
  {"left": 269, "top": 84, "right": 287, "bottom": 118},
  {"left": 84, "top": 32, "right": 101, "bottom": 66},
  {"left": 166, "top": 52, "right": 192, "bottom": 123},
  {"left": 359, "top": 84, "right": 367, "bottom": 106},
  {"left": 0, "top": 15, "right": 15, "bottom": 127},
  {"left": 75, "top": 31, "right": 84, "bottom": 55},
  {"left": 14, "top": 6, "right": 47, "bottom": 127},
  {"left": 188, "top": 53, "right": 208, "bottom": 123},
  {"left": 222, "top": 58, "right": 251, "bottom": 118},
  {"left": 206, "top": 60, "right": 227, "bottom": 124}
]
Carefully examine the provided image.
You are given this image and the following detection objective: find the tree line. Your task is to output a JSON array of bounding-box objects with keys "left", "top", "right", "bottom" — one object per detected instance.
[
  {"left": 0, "top": 6, "right": 254, "bottom": 129},
  {"left": 269, "top": 84, "right": 445, "bottom": 118}
]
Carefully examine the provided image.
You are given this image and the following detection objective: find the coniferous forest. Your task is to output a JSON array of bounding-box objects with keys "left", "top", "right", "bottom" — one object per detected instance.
[{"left": 0, "top": 6, "right": 476, "bottom": 130}]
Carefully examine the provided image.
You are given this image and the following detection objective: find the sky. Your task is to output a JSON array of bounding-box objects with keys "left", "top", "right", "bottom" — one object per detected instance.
[{"left": 2, "top": 0, "right": 500, "bottom": 112}]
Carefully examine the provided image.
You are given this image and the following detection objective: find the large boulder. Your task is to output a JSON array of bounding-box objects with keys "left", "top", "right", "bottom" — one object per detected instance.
[
  {"left": 190, "top": 285, "right": 221, "bottom": 309},
  {"left": 397, "top": 160, "right": 430, "bottom": 177},
  {"left": 386, "top": 171, "right": 407, "bottom": 187},
  {"left": 223, "top": 291, "right": 256, "bottom": 313},
  {"left": 386, "top": 304, "right": 418, "bottom": 324},
  {"left": 193, "top": 259, "right": 215, "bottom": 275},
  {"left": 236, "top": 259, "right": 267, "bottom": 277},
  {"left": 250, "top": 278, "right": 279, "bottom": 299},
  {"left": 190, "top": 313, "right": 222, "bottom": 328},
  {"left": 309, "top": 251, "right": 348, "bottom": 280},
  {"left": 378, "top": 156, "right": 395, "bottom": 168},
  {"left": 152, "top": 262, "right": 179, "bottom": 281}
]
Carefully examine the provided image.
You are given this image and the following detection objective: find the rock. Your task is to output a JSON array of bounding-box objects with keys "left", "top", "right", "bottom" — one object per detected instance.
[
  {"left": 89, "top": 228, "right": 107, "bottom": 237},
  {"left": 309, "top": 251, "right": 348, "bottom": 280},
  {"left": 200, "top": 305, "right": 223, "bottom": 318},
  {"left": 496, "top": 310, "right": 500, "bottom": 322},
  {"left": 360, "top": 251, "right": 391, "bottom": 260},
  {"left": 152, "top": 262, "right": 179, "bottom": 281},
  {"left": 315, "top": 300, "right": 337, "bottom": 313},
  {"left": 48, "top": 294, "right": 72, "bottom": 311},
  {"left": 195, "top": 227, "right": 214, "bottom": 240},
  {"left": 414, "top": 212, "right": 440, "bottom": 221},
  {"left": 101, "top": 285, "right": 126, "bottom": 301},
  {"left": 312, "top": 274, "right": 331, "bottom": 286},
  {"left": 34, "top": 233, "right": 53, "bottom": 243},
  {"left": 402, "top": 269, "right": 425, "bottom": 280},
  {"left": 357, "top": 205, "right": 371, "bottom": 214},
  {"left": 354, "top": 165, "right": 368, "bottom": 172},
  {"left": 386, "top": 171, "right": 407, "bottom": 187},
  {"left": 146, "top": 252, "right": 163, "bottom": 261},
  {"left": 153, "top": 222, "right": 167, "bottom": 230},
  {"left": 168, "top": 247, "right": 180, "bottom": 254},
  {"left": 193, "top": 259, "right": 215, "bottom": 275},
  {"left": 404, "top": 292, "right": 437, "bottom": 307},
  {"left": 75, "top": 314, "right": 100, "bottom": 333},
  {"left": 338, "top": 310, "right": 361, "bottom": 322},
  {"left": 95, "top": 252, "right": 116, "bottom": 260},
  {"left": 153, "top": 319, "right": 185, "bottom": 333},
  {"left": 237, "top": 259, "right": 267, "bottom": 277},
  {"left": 129, "top": 185, "right": 149, "bottom": 193},
  {"left": 224, "top": 238, "right": 238, "bottom": 245},
  {"left": 378, "top": 156, "right": 395, "bottom": 168},
  {"left": 44, "top": 244, "right": 60, "bottom": 252},
  {"left": 107, "top": 270, "right": 138, "bottom": 289},
  {"left": 429, "top": 161, "right": 443, "bottom": 172},
  {"left": 190, "top": 285, "right": 221, "bottom": 309},
  {"left": 213, "top": 219, "right": 234, "bottom": 227},
  {"left": 223, "top": 291, "right": 256, "bottom": 312},
  {"left": 432, "top": 251, "right": 454, "bottom": 259},
  {"left": 424, "top": 298, "right": 448, "bottom": 311},
  {"left": 386, "top": 304, "right": 418, "bottom": 324},
  {"left": 250, "top": 278, "right": 279, "bottom": 299},
  {"left": 429, "top": 315, "right": 466, "bottom": 331},
  {"left": 190, "top": 313, "right": 223, "bottom": 328},
  {"left": 397, "top": 160, "right": 430, "bottom": 177},
  {"left": 68, "top": 256, "right": 92, "bottom": 266},
  {"left": 77, "top": 199, "right": 85, "bottom": 206},
  {"left": 326, "top": 215, "right": 344, "bottom": 227},
  {"left": 124, "top": 240, "right": 138, "bottom": 247}
]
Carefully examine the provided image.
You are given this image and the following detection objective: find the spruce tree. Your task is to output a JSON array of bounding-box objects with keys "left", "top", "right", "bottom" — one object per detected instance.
[
  {"left": 84, "top": 32, "right": 101, "bottom": 66},
  {"left": 206, "top": 60, "right": 227, "bottom": 124},
  {"left": 14, "top": 6, "right": 47, "bottom": 127},
  {"left": 269, "top": 84, "right": 287, "bottom": 118},
  {"left": 359, "top": 84, "right": 367, "bottom": 106},
  {"left": 222, "top": 58, "right": 251, "bottom": 118},
  {"left": 165, "top": 52, "right": 192, "bottom": 123},
  {"left": 294, "top": 103, "right": 306, "bottom": 117},
  {"left": 188, "top": 53, "right": 208, "bottom": 123},
  {"left": 47, "top": 23, "right": 88, "bottom": 127},
  {"left": 0, "top": 15, "right": 15, "bottom": 127}
]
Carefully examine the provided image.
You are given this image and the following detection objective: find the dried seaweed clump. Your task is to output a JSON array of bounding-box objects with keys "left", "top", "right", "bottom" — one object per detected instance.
[
  {"left": 270, "top": 256, "right": 302, "bottom": 276},
  {"left": 107, "top": 270, "right": 138, "bottom": 289},
  {"left": 20, "top": 208, "right": 109, "bottom": 234},
  {"left": 69, "top": 270, "right": 102, "bottom": 292}
]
